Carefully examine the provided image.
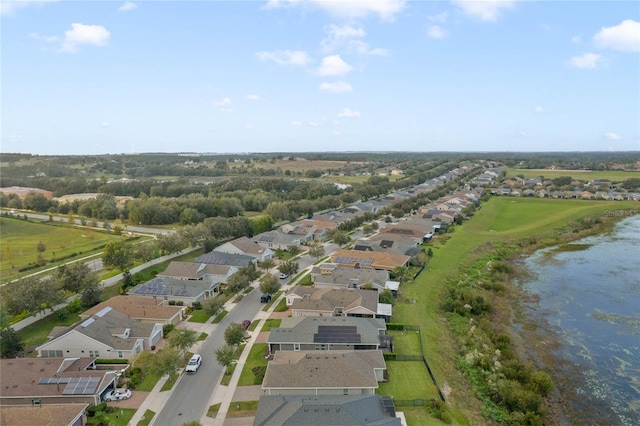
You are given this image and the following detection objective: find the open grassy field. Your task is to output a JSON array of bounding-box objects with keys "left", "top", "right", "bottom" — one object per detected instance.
[
  {"left": 393, "top": 197, "right": 639, "bottom": 425},
  {"left": 0, "top": 217, "right": 123, "bottom": 280},
  {"left": 320, "top": 174, "right": 406, "bottom": 184},
  {"left": 504, "top": 167, "right": 639, "bottom": 182},
  {"left": 232, "top": 158, "right": 356, "bottom": 173}
]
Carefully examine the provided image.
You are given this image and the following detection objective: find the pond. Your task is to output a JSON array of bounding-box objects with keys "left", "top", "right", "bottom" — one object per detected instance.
[{"left": 519, "top": 214, "right": 640, "bottom": 425}]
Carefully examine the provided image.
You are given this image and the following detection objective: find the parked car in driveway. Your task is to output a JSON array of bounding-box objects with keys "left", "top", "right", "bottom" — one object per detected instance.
[
  {"left": 104, "top": 388, "right": 131, "bottom": 402},
  {"left": 185, "top": 354, "right": 202, "bottom": 373}
]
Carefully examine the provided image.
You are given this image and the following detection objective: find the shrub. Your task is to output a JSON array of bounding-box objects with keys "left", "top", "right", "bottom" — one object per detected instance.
[
  {"left": 176, "top": 300, "right": 184, "bottom": 306},
  {"left": 168, "top": 300, "right": 176, "bottom": 305},
  {"left": 192, "top": 301, "right": 202, "bottom": 310},
  {"left": 87, "top": 402, "right": 107, "bottom": 416},
  {"left": 163, "top": 324, "right": 175, "bottom": 335}
]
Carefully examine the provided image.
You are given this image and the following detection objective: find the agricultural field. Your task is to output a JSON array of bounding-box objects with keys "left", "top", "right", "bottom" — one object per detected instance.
[
  {"left": 504, "top": 167, "right": 639, "bottom": 182},
  {"left": 230, "top": 158, "right": 358, "bottom": 173},
  {"left": 393, "top": 197, "right": 639, "bottom": 425},
  {"left": 0, "top": 217, "right": 123, "bottom": 281}
]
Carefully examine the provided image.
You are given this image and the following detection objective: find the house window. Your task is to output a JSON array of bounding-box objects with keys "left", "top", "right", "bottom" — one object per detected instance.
[
  {"left": 294, "top": 344, "right": 300, "bottom": 351},
  {"left": 343, "top": 389, "right": 349, "bottom": 395},
  {"left": 118, "top": 351, "right": 124, "bottom": 358},
  {"left": 89, "top": 351, "right": 93, "bottom": 357},
  {"left": 95, "top": 351, "right": 100, "bottom": 357}
]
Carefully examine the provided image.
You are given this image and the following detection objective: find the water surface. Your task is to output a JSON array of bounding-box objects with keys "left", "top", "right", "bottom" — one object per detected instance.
[{"left": 520, "top": 215, "right": 640, "bottom": 425}]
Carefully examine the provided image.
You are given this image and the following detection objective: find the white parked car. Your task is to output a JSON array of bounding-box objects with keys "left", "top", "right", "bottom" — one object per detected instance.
[
  {"left": 103, "top": 388, "right": 131, "bottom": 402},
  {"left": 185, "top": 354, "right": 202, "bottom": 373}
]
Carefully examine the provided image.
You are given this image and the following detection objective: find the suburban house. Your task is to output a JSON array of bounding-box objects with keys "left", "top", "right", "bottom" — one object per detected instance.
[
  {"left": 253, "top": 230, "right": 308, "bottom": 250},
  {"left": 352, "top": 238, "right": 423, "bottom": 259},
  {"left": 0, "top": 357, "right": 117, "bottom": 407},
  {"left": 36, "top": 307, "right": 163, "bottom": 360},
  {"left": 285, "top": 287, "right": 391, "bottom": 322},
  {"left": 156, "top": 261, "right": 238, "bottom": 284},
  {"left": 310, "top": 263, "right": 391, "bottom": 292},
  {"left": 0, "top": 404, "right": 89, "bottom": 426},
  {"left": 262, "top": 350, "right": 386, "bottom": 396},
  {"left": 80, "top": 295, "right": 185, "bottom": 326},
  {"left": 194, "top": 249, "right": 257, "bottom": 268},
  {"left": 128, "top": 276, "right": 219, "bottom": 304},
  {"left": 279, "top": 220, "right": 336, "bottom": 242},
  {"left": 253, "top": 395, "right": 401, "bottom": 426},
  {"left": 267, "top": 316, "right": 391, "bottom": 354},
  {"left": 330, "top": 249, "right": 410, "bottom": 272},
  {"left": 213, "top": 236, "right": 273, "bottom": 261}
]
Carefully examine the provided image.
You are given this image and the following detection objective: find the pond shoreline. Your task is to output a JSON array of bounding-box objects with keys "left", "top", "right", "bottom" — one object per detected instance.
[{"left": 508, "top": 213, "right": 639, "bottom": 425}]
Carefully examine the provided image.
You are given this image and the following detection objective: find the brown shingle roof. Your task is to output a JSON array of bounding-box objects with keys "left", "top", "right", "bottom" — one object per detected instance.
[
  {"left": 81, "top": 296, "right": 183, "bottom": 321},
  {"left": 330, "top": 249, "right": 410, "bottom": 271},
  {"left": 289, "top": 287, "right": 378, "bottom": 315},
  {"left": 0, "top": 404, "right": 89, "bottom": 426}
]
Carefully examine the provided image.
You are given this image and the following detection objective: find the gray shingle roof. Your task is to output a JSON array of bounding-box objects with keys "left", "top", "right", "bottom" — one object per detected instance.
[
  {"left": 268, "top": 316, "right": 386, "bottom": 345},
  {"left": 254, "top": 395, "right": 402, "bottom": 425},
  {"left": 262, "top": 350, "right": 385, "bottom": 390}
]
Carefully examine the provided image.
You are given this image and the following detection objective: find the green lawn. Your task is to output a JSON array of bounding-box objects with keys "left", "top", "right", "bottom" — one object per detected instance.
[
  {"left": 212, "top": 310, "right": 228, "bottom": 323},
  {"left": 260, "top": 318, "right": 282, "bottom": 332},
  {"left": 238, "top": 343, "right": 269, "bottom": 386},
  {"left": 188, "top": 310, "right": 212, "bottom": 323},
  {"left": 160, "top": 371, "right": 179, "bottom": 391},
  {"left": 378, "top": 361, "right": 438, "bottom": 400},
  {"left": 89, "top": 408, "right": 136, "bottom": 426},
  {"left": 504, "top": 167, "right": 638, "bottom": 182},
  {"left": 262, "top": 291, "right": 283, "bottom": 311},
  {"left": 392, "top": 197, "right": 638, "bottom": 425},
  {"left": 17, "top": 312, "right": 81, "bottom": 353},
  {"left": 197, "top": 332, "right": 208, "bottom": 341},
  {"left": 135, "top": 372, "right": 161, "bottom": 392},
  {"left": 136, "top": 409, "right": 155, "bottom": 426},
  {"left": 226, "top": 400, "right": 259, "bottom": 418},
  {"left": 389, "top": 329, "right": 423, "bottom": 357},
  {"left": 0, "top": 217, "right": 123, "bottom": 281}
]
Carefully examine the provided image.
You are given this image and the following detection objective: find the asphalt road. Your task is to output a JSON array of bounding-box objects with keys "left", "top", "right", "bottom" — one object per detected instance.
[{"left": 153, "top": 286, "right": 264, "bottom": 426}]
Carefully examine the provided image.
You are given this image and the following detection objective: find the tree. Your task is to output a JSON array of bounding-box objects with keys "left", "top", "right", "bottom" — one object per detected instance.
[
  {"left": 226, "top": 272, "right": 251, "bottom": 294},
  {"left": 278, "top": 259, "right": 299, "bottom": 277},
  {"left": 102, "top": 240, "right": 133, "bottom": 271},
  {"left": 150, "top": 346, "right": 181, "bottom": 378},
  {"left": 81, "top": 282, "right": 102, "bottom": 308},
  {"left": 203, "top": 296, "right": 225, "bottom": 316},
  {"left": 0, "top": 328, "right": 24, "bottom": 358},
  {"left": 257, "top": 258, "right": 275, "bottom": 272},
  {"left": 379, "top": 289, "right": 395, "bottom": 305},
  {"left": 55, "top": 262, "right": 98, "bottom": 293},
  {"left": 392, "top": 266, "right": 411, "bottom": 285},
  {"left": 224, "top": 323, "right": 248, "bottom": 347},
  {"left": 427, "top": 248, "right": 434, "bottom": 258},
  {"left": 287, "top": 244, "right": 301, "bottom": 256},
  {"left": 259, "top": 274, "right": 281, "bottom": 295},
  {"left": 215, "top": 344, "right": 236, "bottom": 374},
  {"left": 241, "top": 262, "right": 261, "bottom": 282},
  {"left": 167, "top": 327, "right": 197, "bottom": 355},
  {"left": 307, "top": 242, "right": 325, "bottom": 260},
  {"left": 330, "top": 230, "right": 350, "bottom": 247}
]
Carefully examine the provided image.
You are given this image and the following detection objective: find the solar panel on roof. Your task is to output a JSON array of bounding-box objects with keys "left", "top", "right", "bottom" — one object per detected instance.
[
  {"left": 313, "top": 325, "right": 362, "bottom": 343},
  {"left": 259, "top": 236, "right": 274, "bottom": 242},
  {"left": 62, "top": 376, "right": 100, "bottom": 395}
]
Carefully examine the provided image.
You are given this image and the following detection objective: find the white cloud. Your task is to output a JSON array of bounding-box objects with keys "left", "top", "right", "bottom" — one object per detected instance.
[
  {"left": 118, "top": 2, "right": 137, "bottom": 12},
  {"left": 264, "top": 0, "right": 405, "bottom": 21},
  {"left": 333, "top": 130, "right": 342, "bottom": 136},
  {"left": 337, "top": 108, "right": 361, "bottom": 118},
  {"left": 593, "top": 19, "right": 640, "bottom": 52},
  {"left": 604, "top": 132, "right": 621, "bottom": 140},
  {"left": 246, "top": 94, "right": 260, "bottom": 101},
  {"left": 214, "top": 97, "right": 233, "bottom": 111},
  {"left": 29, "top": 33, "right": 59, "bottom": 43},
  {"left": 308, "top": 120, "right": 323, "bottom": 127},
  {"left": 60, "top": 23, "right": 111, "bottom": 53},
  {"left": 533, "top": 106, "right": 544, "bottom": 113},
  {"left": 452, "top": 0, "right": 515, "bottom": 22},
  {"left": 429, "top": 11, "right": 449, "bottom": 23},
  {"left": 321, "top": 23, "right": 388, "bottom": 56},
  {"left": 427, "top": 25, "right": 449, "bottom": 39},
  {"left": 255, "top": 49, "right": 312, "bottom": 66},
  {"left": 245, "top": 124, "right": 254, "bottom": 129},
  {"left": 291, "top": 121, "right": 303, "bottom": 127},
  {"left": 100, "top": 121, "right": 109, "bottom": 128},
  {"left": 319, "top": 81, "right": 353, "bottom": 93},
  {"left": 518, "top": 130, "right": 527, "bottom": 137},
  {"left": 1, "top": 0, "right": 57, "bottom": 17},
  {"left": 316, "top": 55, "right": 352, "bottom": 76},
  {"left": 571, "top": 35, "right": 581, "bottom": 44},
  {"left": 569, "top": 52, "right": 602, "bottom": 69}
]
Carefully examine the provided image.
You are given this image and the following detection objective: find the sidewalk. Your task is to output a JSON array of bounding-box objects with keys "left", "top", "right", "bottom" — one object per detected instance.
[
  {"left": 125, "top": 262, "right": 312, "bottom": 426},
  {"left": 205, "top": 268, "right": 310, "bottom": 426}
]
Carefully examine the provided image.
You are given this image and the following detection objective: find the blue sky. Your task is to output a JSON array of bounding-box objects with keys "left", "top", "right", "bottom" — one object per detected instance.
[{"left": 2, "top": 0, "right": 639, "bottom": 155}]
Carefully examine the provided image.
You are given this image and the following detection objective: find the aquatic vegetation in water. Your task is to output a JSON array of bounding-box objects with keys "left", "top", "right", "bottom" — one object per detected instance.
[
  {"left": 551, "top": 243, "right": 592, "bottom": 253},
  {"left": 589, "top": 309, "right": 640, "bottom": 329}
]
